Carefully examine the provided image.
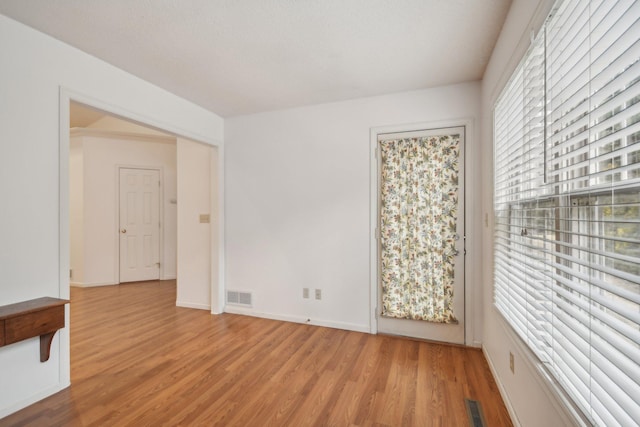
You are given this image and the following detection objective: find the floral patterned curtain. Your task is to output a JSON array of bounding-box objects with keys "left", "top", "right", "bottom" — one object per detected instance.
[{"left": 380, "top": 134, "right": 460, "bottom": 323}]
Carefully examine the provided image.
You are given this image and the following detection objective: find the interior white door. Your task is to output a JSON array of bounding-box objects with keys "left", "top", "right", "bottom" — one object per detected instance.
[
  {"left": 377, "top": 126, "right": 465, "bottom": 344},
  {"left": 119, "top": 168, "right": 160, "bottom": 283}
]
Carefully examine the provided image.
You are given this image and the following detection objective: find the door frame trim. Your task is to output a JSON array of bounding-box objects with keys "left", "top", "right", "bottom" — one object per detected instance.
[
  {"left": 116, "top": 166, "right": 163, "bottom": 283},
  {"left": 369, "top": 118, "right": 474, "bottom": 345}
]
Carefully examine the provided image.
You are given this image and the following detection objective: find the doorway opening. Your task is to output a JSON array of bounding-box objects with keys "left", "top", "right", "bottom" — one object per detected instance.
[
  {"left": 69, "top": 102, "right": 177, "bottom": 287},
  {"left": 59, "top": 92, "right": 223, "bottom": 386}
]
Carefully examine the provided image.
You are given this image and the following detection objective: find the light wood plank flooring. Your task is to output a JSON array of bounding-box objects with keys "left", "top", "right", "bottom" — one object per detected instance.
[{"left": 1, "top": 280, "right": 512, "bottom": 426}]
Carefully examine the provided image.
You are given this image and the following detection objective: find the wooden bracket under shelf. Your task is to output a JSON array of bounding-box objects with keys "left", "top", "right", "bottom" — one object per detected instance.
[{"left": 0, "top": 297, "right": 69, "bottom": 362}]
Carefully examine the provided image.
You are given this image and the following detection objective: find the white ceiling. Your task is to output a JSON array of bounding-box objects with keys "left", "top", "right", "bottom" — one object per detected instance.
[{"left": 0, "top": 0, "right": 512, "bottom": 117}]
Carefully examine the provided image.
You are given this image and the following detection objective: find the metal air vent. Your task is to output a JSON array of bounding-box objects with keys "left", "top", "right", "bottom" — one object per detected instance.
[{"left": 226, "top": 290, "right": 252, "bottom": 307}]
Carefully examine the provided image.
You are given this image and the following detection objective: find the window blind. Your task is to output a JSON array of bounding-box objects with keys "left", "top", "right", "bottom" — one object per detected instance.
[{"left": 494, "top": 0, "right": 640, "bottom": 425}]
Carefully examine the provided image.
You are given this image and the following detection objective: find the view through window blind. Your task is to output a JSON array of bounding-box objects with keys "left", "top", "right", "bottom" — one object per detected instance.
[{"left": 494, "top": 0, "right": 640, "bottom": 425}]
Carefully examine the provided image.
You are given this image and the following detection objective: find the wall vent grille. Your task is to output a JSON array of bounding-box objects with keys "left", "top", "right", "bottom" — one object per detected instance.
[{"left": 227, "top": 290, "right": 252, "bottom": 307}]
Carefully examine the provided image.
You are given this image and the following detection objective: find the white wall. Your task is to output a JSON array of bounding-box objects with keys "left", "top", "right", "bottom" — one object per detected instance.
[
  {"left": 69, "top": 139, "right": 85, "bottom": 284},
  {"left": 225, "top": 82, "right": 482, "bottom": 336},
  {"left": 480, "top": 1, "right": 579, "bottom": 426},
  {"left": 69, "top": 130, "right": 177, "bottom": 286},
  {"left": 0, "top": 14, "right": 223, "bottom": 418},
  {"left": 176, "top": 137, "right": 213, "bottom": 310}
]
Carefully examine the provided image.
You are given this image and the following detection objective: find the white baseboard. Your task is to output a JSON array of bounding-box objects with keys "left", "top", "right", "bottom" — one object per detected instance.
[
  {"left": 72, "top": 278, "right": 176, "bottom": 288},
  {"left": 160, "top": 275, "right": 177, "bottom": 280},
  {"left": 70, "top": 281, "right": 117, "bottom": 288},
  {"left": 223, "top": 306, "right": 370, "bottom": 333},
  {"left": 0, "top": 382, "right": 69, "bottom": 420},
  {"left": 176, "top": 301, "right": 210, "bottom": 310}
]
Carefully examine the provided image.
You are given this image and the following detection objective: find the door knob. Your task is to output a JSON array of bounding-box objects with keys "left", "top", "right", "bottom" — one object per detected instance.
[{"left": 121, "top": 229, "right": 127, "bottom": 234}]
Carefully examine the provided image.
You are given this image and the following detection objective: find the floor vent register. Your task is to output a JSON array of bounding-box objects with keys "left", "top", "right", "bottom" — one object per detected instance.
[{"left": 464, "top": 398, "right": 487, "bottom": 427}]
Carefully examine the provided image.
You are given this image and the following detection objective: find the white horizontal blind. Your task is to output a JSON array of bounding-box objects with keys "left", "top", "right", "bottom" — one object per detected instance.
[{"left": 494, "top": 0, "right": 640, "bottom": 425}]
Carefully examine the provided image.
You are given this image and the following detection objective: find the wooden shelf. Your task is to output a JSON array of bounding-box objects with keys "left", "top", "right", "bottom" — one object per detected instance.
[{"left": 0, "top": 297, "right": 69, "bottom": 362}]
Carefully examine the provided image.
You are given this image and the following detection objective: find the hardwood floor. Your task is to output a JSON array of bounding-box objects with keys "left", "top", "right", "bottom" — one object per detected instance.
[{"left": 1, "top": 280, "right": 512, "bottom": 426}]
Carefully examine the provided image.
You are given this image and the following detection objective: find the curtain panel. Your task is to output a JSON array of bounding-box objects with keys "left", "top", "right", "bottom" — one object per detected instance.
[{"left": 379, "top": 134, "right": 460, "bottom": 323}]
